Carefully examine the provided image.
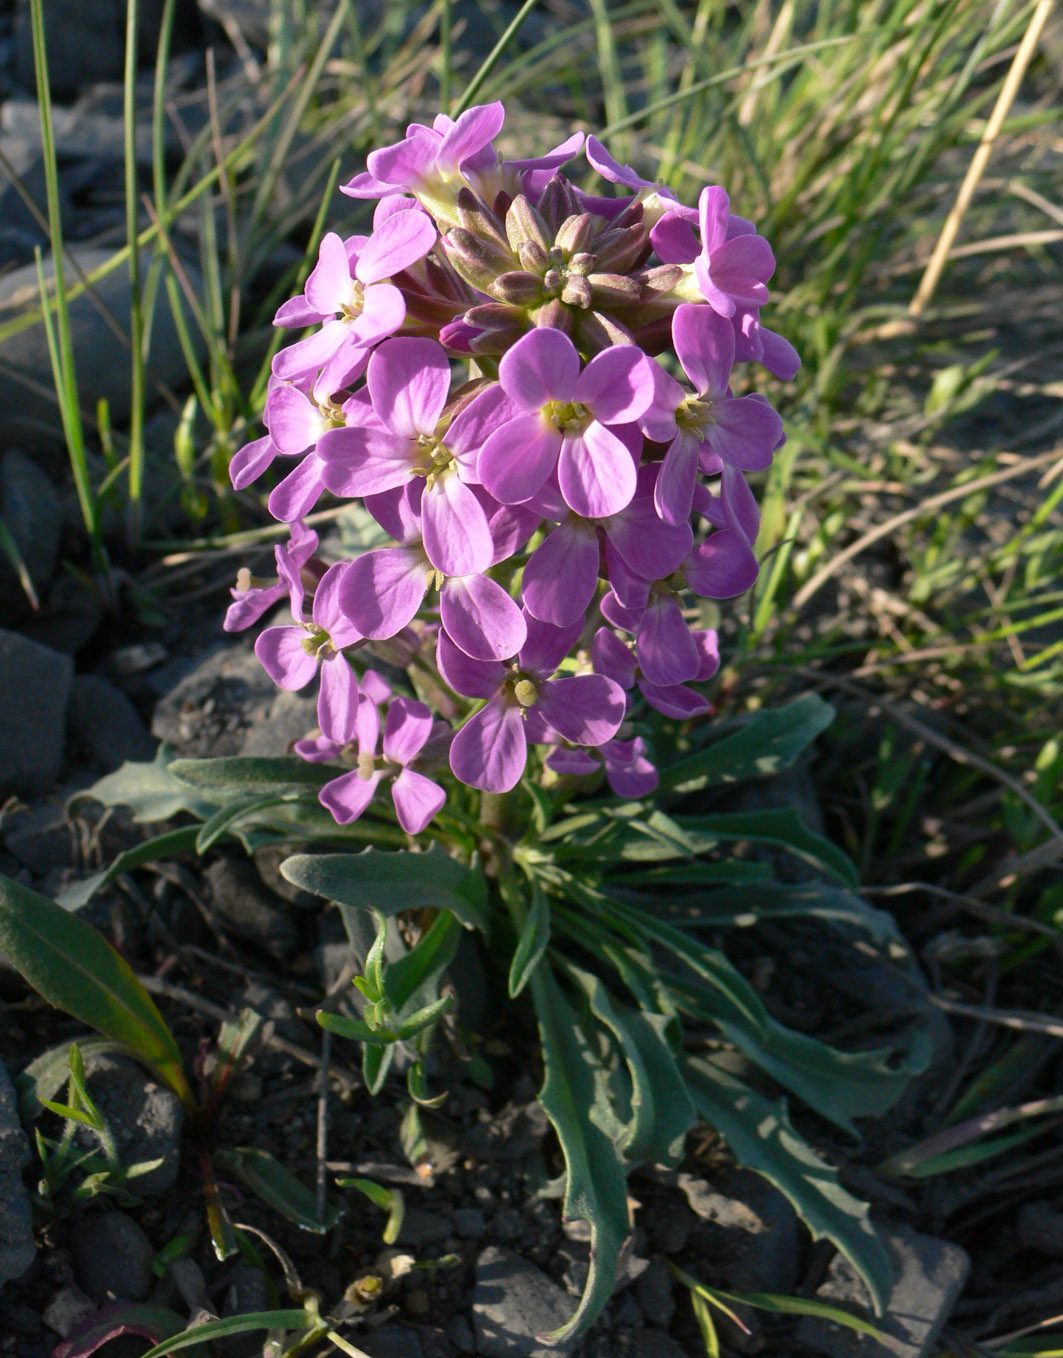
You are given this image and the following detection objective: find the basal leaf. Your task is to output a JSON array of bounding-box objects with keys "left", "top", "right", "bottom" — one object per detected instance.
[
  {"left": 660, "top": 694, "right": 835, "bottom": 795},
  {"left": 281, "top": 845, "right": 486, "bottom": 929},
  {"left": 676, "top": 809, "right": 859, "bottom": 885},
  {"left": 0, "top": 875, "right": 192, "bottom": 1110},
  {"left": 684, "top": 1056, "right": 893, "bottom": 1313},
  {"left": 214, "top": 1147, "right": 342, "bottom": 1233},
  {"left": 169, "top": 755, "right": 334, "bottom": 796},
  {"left": 53, "top": 1304, "right": 196, "bottom": 1358},
  {"left": 72, "top": 744, "right": 217, "bottom": 823},
  {"left": 570, "top": 966, "right": 696, "bottom": 1167},
  {"left": 530, "top": 968, "right": 631, "bottom": 1345},
  {"left": 194, "top": 794, "right": 301, "bottom": 852},
  {"left": 509, "top": 882, "right": 551, "bottom": 998}
]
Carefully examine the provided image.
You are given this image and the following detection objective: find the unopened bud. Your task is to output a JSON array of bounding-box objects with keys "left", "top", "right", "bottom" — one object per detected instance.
[
  {"left": 567, "top": 251, "right": 597, "bottom": 277},
  {"left": 594, "top": 225, "right": 650, "bottom": 274},
  {"left": 490, "top": 270, "right": 546, "bottom": 306},
  {"left": 454, "top": 187, "right": 514, "bottom": 258},
  {"left": 532, "top": 298, "right": 574, "bottom": 334},
  {"left": 441, "top": 228, "right": 516, "bottom": 292},
  {"left": 537, "top": 175, "right": 579, "bottom": 233},
  {"left": 572, "top": 308, "right": 635, "bottom": 355},
  {"left": 506, "top": 195, "right": 551, "bottom": 252},
  {"left": 517, "top": 240, "right": 549, "bottom": 273},
  {"left": 588, "top": 272, "right": 641, "bottom": 306},
  {"left": 560, "top": 274, "right": 593, "bottom": 309},
  {"left": 553, "top": 213, "right": 597, "bottom": 255}
]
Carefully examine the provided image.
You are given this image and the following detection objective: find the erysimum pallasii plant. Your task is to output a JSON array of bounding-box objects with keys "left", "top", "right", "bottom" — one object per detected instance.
[
  {"left": 0, "top": 103, "right": 933, "bottom": 1350},
  {"left": 217, "top": 102, "right": 922, "bottom": 1342}
]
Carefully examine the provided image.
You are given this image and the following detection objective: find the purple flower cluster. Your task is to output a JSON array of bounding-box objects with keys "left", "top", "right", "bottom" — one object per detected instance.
[{"left": 228, "top": 104, "right": 797, "bottom": 825}]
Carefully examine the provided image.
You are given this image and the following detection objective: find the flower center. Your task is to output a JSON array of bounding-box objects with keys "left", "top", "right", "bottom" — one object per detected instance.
[
  {"left": 543, "top": 400, "right": 591, "bottom": 435},
  {"left": 412, "top": 434, "right": 456, "bottom": 484},
  {"left": 675, "top": 396, "right": 715, "bottom": 436},
  {"left": 301, "top": 625, "right": 334, "bottom": 659},
  {"left": 357, "top": 751, "right": 377, "bottom": 780},
  {"left": 339, "top": 280, "right": 366, "bottom": 322}
]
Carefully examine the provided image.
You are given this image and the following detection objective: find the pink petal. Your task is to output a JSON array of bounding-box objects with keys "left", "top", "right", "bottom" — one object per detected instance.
[
  {"left": 421, "top": 474, "right": 494, "bottom": 577},
  {"left": 366, "top": 128, "right": 440, "bottom": 190},
  {"left": 478, "top": 414, "right": 560, "bottom": 505},
  {"left": 320, "top": 768, "right": 381, "bottom": 824},
  {"left": 312, "top": 562, "right": 360, "bottom": 646},
  {"left": 521, "top": 519, "right": 600, "bottom": 626},
  {"left": 383, "top": 697, "right": 434, "bottom": 765},
  {"left": 672, "top": 303, "right": 734, "bottom": 398},
  {"left": 438, "top": 101, "right": 506, "bottom": 172},
  {"left": 683, "top": 529, "right": 758, "bottom": 598},
  {"left": 349, "top": 282, "right": 406, "bottom": 347},
  {"left": 268, "top": 456, "right": 326, "bottom": 521},
  {"left": 440, "top": 574, "right": 527, "bottom": 661},
  {"left": 637, "top": 595, "right": 700, "bottom": 685},
  {"left": 267, "top": 386, "right": 323, "bottom": 455},
  {"left": 450, "top": 700, "right": 527, "bottom": 793},
  {"left": 391, "top": 768, "right": 446, "bottom": 834},
  {"left": 709, "top": 395, "right": 783, "bottom": 471},
  {"left": 592, "top": 627, "right": 636, "bottom": 688},
  {"left": 639, "top": 680, "right": 712, "bottom": 719},
  {"left": 698, "top": 186, "right": 730, "bottom": 254},
  {"left": 574, "top": 346, "right": 656, "bottom": 424},
  {"left": 498, "top": 328, "right": 579, "bottom": 410},
  {"left": 255, "top": 626, "right": 318, "bottom": 690},
  {"left": 318, "top": 654, "right": 360, "bottom": 743},
  {"left": 229, "top": 435, "right": 279, "bottom": 490},
  {"left": 650, "top": 212, "right": 700, "bottom": 264},
  {"left": 519, "top": 613, "right": 583, "bottom": 678},
  {"left": 536, "top": 674, "right": 626, "bottom": 746},
  {"left": 547, "top": 746, "right": 600, "bottom": 776},
  {"left": 319, "top": 426, "right": 413, "bottom": 498},
  {"left": 355, "top": 209, "right": 437, "bottom": 284},
  {"left": 437, "top": 631, "right": 504, "bottom": 698},
  {"left": 557, "top": 424, "right": 637, "bottom": 519},
  {"left": 339, "top": 546, "right": 428, "bottom": 638},
  {"left": 271, "top": 320, "right": 348, "bottom": 382},
  {"left": 304, "top": 233, "right": 354, "bottom": 314},
  {"left": 369, "top": 338, "right": 451, "bottom": 440}
]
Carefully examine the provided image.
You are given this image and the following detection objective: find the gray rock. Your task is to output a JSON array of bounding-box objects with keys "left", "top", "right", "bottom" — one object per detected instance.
[
  {"left": 70, "top": 1209, "right": 155, "bottom": 1303},
  {"left": 1018, "top": 1201, "right": 1063, "bottom": 1256},
  {"left": 360, "top": 1328, "right": 426, "bottom": 1358},
  {"left": 625, "top": 1332, "right": 688, "bottom": 1358},
  {"left": 474, "top": 1245, "right": 576, "bottom": 1357},
  {"left": 795, "top": 1226, "right": 969, "bottom": 1358},
  {"left": 0, "top": 450, "right": 63, "bottom": 598},
  {"left": 235, "top": 979, "right": 312, "bottom": 1045},
  {"left": 0, "top": 1058, "right": 36, "bottom": 1285},
  {"left": 12, "top": 1, "right": 166, "bottom": 98},
  {"left": 0, "top": 628, "right": 72, "bottom": 797},
  {"left": 204, "top": 857, "right": 299, "bottom": 958},
  {"left": 397, "top": 1207, "right": 453, "bottom": 1247},
  {"left": 445, "top": 1313, "right": 476, "bottom": 1351},
  {"left": 0, "top": 247, "right": 204, "bottom": 450},
  {"left": 632, "top": 1258, "right": 675, "bottom": 1330},
  {"left": 68, "top": 674, "right": 154, "bottom": 770},
  {"left": 21, "top": 572, "right": 105, "bottom": 655},
  {"left": 77, "top": 1054, "right": 184, "bottom": 1196},
  {"left": 42, "top": 1285, "right": 95, "bottom": 1338},
  {"left": 152, "top": 642, "right": 314, "bottom": 759}
]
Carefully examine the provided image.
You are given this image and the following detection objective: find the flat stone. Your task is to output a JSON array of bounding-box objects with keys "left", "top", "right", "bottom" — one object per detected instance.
[
  {"left": 681, "top": 1168, "right": 800, "bottom": 1294},
  {"left": 204, "top": 857, "right": 300, "bottom": 959},
  {"left": 359, "top": 1328, "right": 426, "bottom": 1358},
  {"left": 474, "top": 1245, "right": 576, "bottom": 1358},
  {"left": 795, "top": 1226, "right": 969, "bottom": 1358},
  {"left": 0, "top": 450, "right": 63, "bottom": 598},
  {"left": 70, "top": 1209, "right": 155, "bottom": 1303},
  {"left": 0, "top": 629, "right": 72, "bottom": 797},
  {"left": 0, "top": 1059, "right": 35, "bottom": 1285},
  {"left": 397, "top": 1207, "right": 452, "bottom": 1247},
  {"left": 68, "top": 674, "right": 154, "bottom": 771}
]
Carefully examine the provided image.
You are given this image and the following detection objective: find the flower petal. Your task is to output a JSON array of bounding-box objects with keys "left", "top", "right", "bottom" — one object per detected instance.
[
  {"left": 478, "top": 415, "right": 560, "bottom": 504},
  {"left": 450, "top": 699, "right": 526, "bottom": 792},
  {"left": 557, "top": 424, "right": 637, "bottom": 518},
  {"left": 318, "top": 654, "right": 360, "bottom": 743},
  {"left": 255, "top": 626, "right": 317, "bottom": 690},
  {"left": 498, "top": 327, "right": 579, "bottom": 410},
  {"left": 339, "top": 546, "right": 428, "bottom": 638},
  {"left": 535, "top": 674, "right": 626, "bottom": 746},
  {"left": 421, "top": 474, "right": 494, "bottom": 577},
  {"left": 391, "top": 768, "right": 446, "bottom": 833},
  {"left": 354, "top": 206, "right": 437, "bottom": 284},
  {"left": 320, "top": 768, "right": 381, "bottom": 824},
  {"left": 440, "top": 574, "right": 527, "bottom": 661},
  {"left": 382, "top": 696, "right": 434, "bottom": 766},
  {"left": 521, "top": 519, "right": 600, "bottom": 627},
  {"left": 368, "top": 338, "right": 451, "bottom": 440}
]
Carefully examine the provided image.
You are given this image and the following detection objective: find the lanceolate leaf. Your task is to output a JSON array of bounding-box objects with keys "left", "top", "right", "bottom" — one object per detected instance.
[
  {"left": 0, "top": 875, "right": 192, "bottom": 1110},
  {"left": 73, "top": 745, "right": 217, "bottom": 823},
  {"left": 569, "top": 965, "right": 696, "bottom": 1167},
  {"left": 169, "top": 755, "right": 334, "bottom": 795},
  {"left": 55, "top": 826, "right": 202, "bottom": 912},
  {"left": 660, "top": 694, "right": 835, "bottom": 795},
  {"left": 684, "top": 1056, "right": 893, "bottom": 1313},
  {"left": 281, "top": 845, "right": 487, "bottom": 928},
  {"left": 137, "top": 1311, "right": 314, "bottom": 1358},
  {"left": 509, "top": 882, "right": 551, "bottom": 998},
  {"left": 530, "top": 968, "right": 631, "bottom": 1345},
  {"left": 676, "top": 810, "right": 859, "bottom": 885}
]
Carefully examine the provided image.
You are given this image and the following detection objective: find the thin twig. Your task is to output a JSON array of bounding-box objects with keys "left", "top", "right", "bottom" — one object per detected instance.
[
  {"left": 909, "top": 0, "right": 1057, "bottom": 316},
  {"left": 931, "top": 994, "right": 1063, "bottom": 1039},
  {"left": 316, "top": 1028, "right": 331, "bottom": 1229}
]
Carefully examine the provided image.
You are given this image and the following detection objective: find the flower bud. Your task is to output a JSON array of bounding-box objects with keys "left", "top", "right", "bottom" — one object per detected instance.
[
  {"left": 553, "top": 213, "right": 598, "bottom": 255},
  {"left": 537, "top": 174, "right": 579, "bottom": 233},
  {"left": 587, "top": 273, "right": 641, "bottom": 306},
  {"left": 441, "top": 228, "right": 516, "bottom": 292},
  {"left": 506, "top": 194, "right": 551, "bottom": 253},
  {"left": 462, "top": 302, "right": 531, "bottom": 354},
  {"left": 593, "top": 225, "right": 650, "bottom": 274},
  {"left": 560, "top": 274, "right": 593, "bottom": 309},
  {"left": 572, "top": 308, "right": 635, "bottom": 354},
  {"left": 489, "top": 270, "right": 546, "bottom": 306},
  {"left": 532, "top": 298, "right": 574, "bottom": 334},
  {"left": 455, "top": 187, "right": 515, "bottom": 259},
  {"left": 567, "top": 251, "right": 597, "bottom": 277},
  {"left": 517, "top": 240, "right": 550, "bottom": 273}
]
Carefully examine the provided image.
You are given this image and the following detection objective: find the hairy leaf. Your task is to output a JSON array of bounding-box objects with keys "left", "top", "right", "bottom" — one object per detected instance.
[
  {"left": 530, "top": 968, "right": 631, "bottom": 1344},
  {"left": 509, "top": 882, "right": 551, "bottom": 997},
  {"left": 660, "top": 694, "right": 835, "bottom": 794},
  {"left": 169, "top": 755, "right": 334, "bottom": 796},
  {"left": 72, "top": 745, "right": 217, "bottom": 823},
  {"left": 281, "top": 845, "right": 486, "bottom": 928}
]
